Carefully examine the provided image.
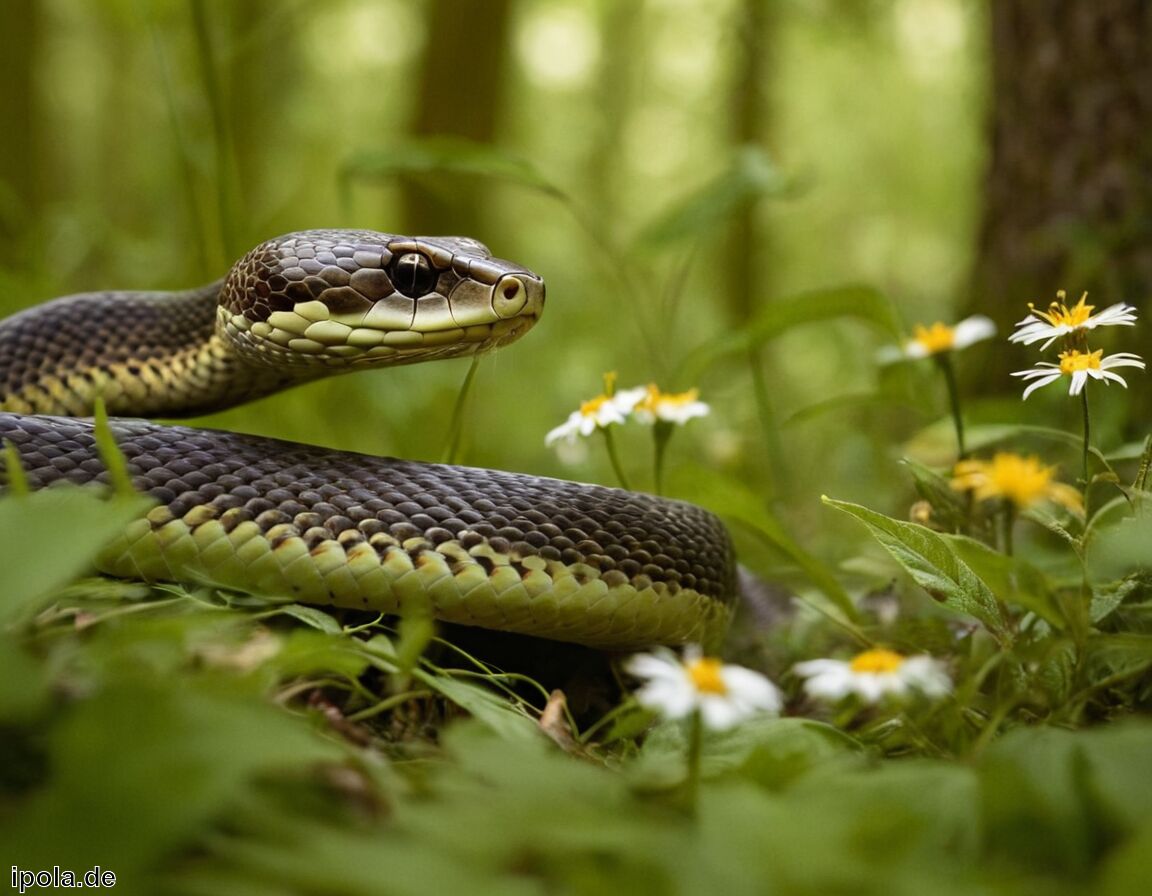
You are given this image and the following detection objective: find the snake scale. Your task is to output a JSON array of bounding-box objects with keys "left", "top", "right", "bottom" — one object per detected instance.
[{"left": 0, "top": 230, "right": 735, "bottom": 648}]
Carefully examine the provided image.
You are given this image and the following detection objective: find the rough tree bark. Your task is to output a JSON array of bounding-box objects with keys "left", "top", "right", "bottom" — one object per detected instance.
[{"left": 966, "top": 0, "right": 1152, "bottom": 385}]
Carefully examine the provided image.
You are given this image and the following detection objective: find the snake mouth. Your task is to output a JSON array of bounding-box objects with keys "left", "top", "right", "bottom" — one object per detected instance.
[{"left": 220, "top": 298, "right": 542, "bottom": 369}]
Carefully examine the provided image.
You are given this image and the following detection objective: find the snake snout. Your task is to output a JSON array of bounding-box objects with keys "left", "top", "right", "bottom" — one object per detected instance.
[{"left": 492, "top": 273, "right": 545, "bottom": 320}]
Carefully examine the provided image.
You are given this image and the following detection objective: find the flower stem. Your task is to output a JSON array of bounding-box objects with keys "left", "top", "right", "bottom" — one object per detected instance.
[
  {"left": 936, "top": 354, "right": 966, "bottom": 459},
  {"left": 652, "top": 421, "right": 673, "bottom": 496},
  {"left": 1080, "top": 387, "right": 1091, "bottom": 487},
  {"left": 684, "top": 709, "right": 703, "bottom": 816},
  {"left": 601, "top": 427, "right": 632, "bottom": 490},
  {"left": 442, "top": 355, "right": 481, "bottom": 464},
  {"left": 1001, "top": 501, "right": 1015, "bottom": 556}
]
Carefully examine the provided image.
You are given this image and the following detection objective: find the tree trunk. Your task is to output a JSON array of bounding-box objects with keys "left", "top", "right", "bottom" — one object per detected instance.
[
  {"left": 966, "top": 0, "right": 1152, "bottom": 385},
  {"left": 402, "top": 0, "right": 512, "bottom": 238},
  {"left": 0, "top": 0, "right": 43, "bottom": 268}
]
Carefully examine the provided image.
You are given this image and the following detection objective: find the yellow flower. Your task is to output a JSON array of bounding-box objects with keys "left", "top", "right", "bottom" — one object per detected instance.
[
  {"left": 951, "top": 453, "right": 1082, "bottom": 513},
  {"left": 544, "top": 373, "right": 645, "bottom": 446},
  {"left": 794, "top": 649, "right": 951, "bottom": 703},
  {"left": 632, "top": 384, "right": 710, "bottom": 425},
  {"left": 1012, "top": 349, "right": 1145, "bottom": 399},
  {"left": 903, "top": 315, "right": 996, "bottom": 359},
  {"left": 1010, "top": 290, "right": 1137, "bottom": 350},
  {"left": 626, "top": 646, "right": 782, "bottom": 730}
]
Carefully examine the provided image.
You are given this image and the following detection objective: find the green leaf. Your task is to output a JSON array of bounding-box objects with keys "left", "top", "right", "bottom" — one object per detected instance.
[
  {"left": 413, "top": 670, "right": 540, "bottom": 741},
  {"left": 942, "top": 533, "right": 1061, "bottom": 627},
  {"left": 823, "top": 496, "right": 1011, "bottom": 644},
  {"left": 636, "top": 145, "right": 787, "bottom": 248},
  {"left": 671, "top": 465, "right": 859, "bottom": 624},
  {"left": 0, "top": 488, "right": 153, "bottom": 618},
  {"left": 680, "top": 283, "right": 900, "bottom": 382},
  {"left": 633, "top": 717, "right": 860, "bottom": 790},
  {"left": 979, "top": 723, "right": 1152, "bottom": 877},
  {"left": 340, "top": 137, "right": 566, "bottom": 199},
  {"left": 269, "top": 603, "right": 345, "bottom": 634},
  {"left": 1087, "top": 511, "right": 1152, "bottom": 582},
  {"left": 0, "top": 675, "right": 339, "bottom": 875},
  {"left": 1090, "top": 577, "right": 1143, "bottom": 624}
]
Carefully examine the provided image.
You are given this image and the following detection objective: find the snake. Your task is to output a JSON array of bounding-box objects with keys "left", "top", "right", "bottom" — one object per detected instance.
[{"left": 0, "top": 230, "right": 735, "bottom": 649}]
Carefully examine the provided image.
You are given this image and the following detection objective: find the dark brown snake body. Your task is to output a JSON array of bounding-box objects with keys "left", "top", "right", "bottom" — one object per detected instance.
[{"left": 0, "top": 230, "right": 735, "bottom": 648}]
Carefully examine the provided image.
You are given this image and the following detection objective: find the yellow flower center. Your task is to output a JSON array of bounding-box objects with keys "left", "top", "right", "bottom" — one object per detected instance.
[
  {"left": 639, "top": 384, "right": 699, "bottom": 411},
  {"left": 849, "top": 648, "right": 906, "bottom": 674},
  {"left": 579, "top": 394, "right": 611, "bottom": 417},
  {"left": 951, "top": 452, "right": 1081, "bottom": 512},
  {"left": 1032, "top": 290, "right": 1094, "bottom": 328},
  {"left": 911, "top": 322, "right": 955, "bottom": 354},
  {"left": 686, "top": 657, "right": 728, "bottom": 695},
  {"left": 1058, "top": 349, "right": 1103, "bottom": 374}
]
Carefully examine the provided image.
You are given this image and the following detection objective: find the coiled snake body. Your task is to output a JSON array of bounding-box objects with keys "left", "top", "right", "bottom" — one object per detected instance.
[{"left": 0, "top": 231, "right": 734, "bottom": 648}]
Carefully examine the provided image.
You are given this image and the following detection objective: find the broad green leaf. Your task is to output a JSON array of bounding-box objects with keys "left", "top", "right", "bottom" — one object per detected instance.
[
  {"left": 942, "top": 533, "right": 1061, "bottom": 627},
  {"left": 1086, "top": 511, "right": 1152, "bottom": 582},
  {"left": 0, "top": 489, "right": 152, "bottom": 618},
  {"left": 636, "top": 145, "right": 787, "bottom": 248},
  {"left": 823, "top": 497, "right": 1011, "bottom": 644},
  {"left": 340, "top": 138, "right": 565, "bottom": 199},
  {"left": 980, "top": 723, "right": 1152, "bottom": 877},
  {"left": 414, "top": 670, "right": 540, "bottom": 741},
  {"left": 1, "top": 676, "right": 339, "bottom": 875},
  {"left": 269, "top": 603, "right": 344, "bottom": 634},
  {"left": 680, "top": 283, "right": 900, "bottom": 382},
  {"left": 634, "top": 717, "right": 860, "bottom": 790},
  {"left": 672, "top": 465, "right": 859, "bottom": 624},
  {"left": 1090, "top": 577, "right": 1143, "bottom": 624}
]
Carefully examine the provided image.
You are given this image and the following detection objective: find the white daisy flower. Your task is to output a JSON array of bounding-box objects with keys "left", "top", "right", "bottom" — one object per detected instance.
[
  {"left": 1012, "top": 349, "right": 1146, "bottom": 400},
  {"left": 900, "top": 315, "right": 997, "bottom": 360},
  {"left": 632, "top": 384, "right": 711, "bottom": 425},
  {"left": 544, "top": 384, "right": 645, "bottom": 446},
  {"left": 794, "top": 648, "right": 951, "bottom": 704},
  {"left": 1010, "top": 290, "right": 1138, "bottom": 350},
  {"left": 627, "top": 646, "right": 782, "bottom": 730}
]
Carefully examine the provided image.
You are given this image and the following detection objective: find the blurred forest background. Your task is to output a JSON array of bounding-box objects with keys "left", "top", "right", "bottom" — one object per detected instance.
[{"left": 1, "top": 0, "right": 1150, "bottom": 582}]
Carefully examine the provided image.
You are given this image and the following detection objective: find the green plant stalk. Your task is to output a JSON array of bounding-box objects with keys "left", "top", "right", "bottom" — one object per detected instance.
[
  {"left": 1080, "top": 387, "right": 1091, "bottom": 487},
  {"left": 1001, "top": 501, "right": 1015, "bottom": 556},
  {"left": 93, "top": 398, "right": 136, "bottom": 499},
  {"left": 652, "top": 420, "right": 673, "bottom": 496},
  {"left": 936, "top": 353, "right": 966, "bottom": 458},
  {"left": 442, "top": 355, "right": 482, "bottom": 464},
  {"left": 683, "top": 709, "right": 703, "bottom": 816},
  {"left": 748, "top": 348, "right": 782, "bottom": 501},
  {"left": 601, "top": 427, "right": 632, "bottom": 490},
  {"left": 2, "top": 439, "right": 29, "bottom": 496}
]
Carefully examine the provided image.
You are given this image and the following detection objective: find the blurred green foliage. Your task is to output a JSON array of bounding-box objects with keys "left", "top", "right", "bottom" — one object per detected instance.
[{"left": 4, "top": 2, "right": 1152, "bottom": 894}]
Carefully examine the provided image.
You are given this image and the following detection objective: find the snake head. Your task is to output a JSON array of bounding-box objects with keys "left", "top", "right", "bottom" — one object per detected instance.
[{"left": 218, "top": 230, "right": 545, "bottom": 369}]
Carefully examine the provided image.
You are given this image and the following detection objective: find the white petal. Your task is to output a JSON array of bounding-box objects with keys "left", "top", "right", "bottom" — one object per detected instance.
[
  {"left": 1100, "top": 353, "right": 1146, "bottom": 370},
  {"left": 1068, "top": 370, "right": 1088, "bottom": 395},
  {"left": 699, "top": 696, "right": 743, "bottom": 730},
  {"left": 626, "top": 650, "right": 682, "bottom": 681},
  {"left": 1020, "top": 372, "right": 1062, "bottom": 399},
  {"left": 952, "top": 315, "right": 997, "bottom": 348},
  {"left": 544, "top": 414, "right": 582, "bottom": 446},
  {"left": 1084, "top": 303, "right": 1138, "bottom": 328},
  {"left": 720, "top": 666, "right": 782, "bottom": 713}
]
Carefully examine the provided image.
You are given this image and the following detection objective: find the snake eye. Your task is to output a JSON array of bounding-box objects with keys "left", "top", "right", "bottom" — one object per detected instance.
[{"left": 391, "top": 252, "right": 437, "bottom": 298}]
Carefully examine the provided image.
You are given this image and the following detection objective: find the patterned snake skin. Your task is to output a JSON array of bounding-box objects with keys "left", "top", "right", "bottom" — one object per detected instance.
[{"left": 0, "top": 230, "right": 735, "bottom": 648}]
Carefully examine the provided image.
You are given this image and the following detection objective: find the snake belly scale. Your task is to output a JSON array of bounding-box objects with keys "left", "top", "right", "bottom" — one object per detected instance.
[{"left": 0, "top": 230, "right": 735, "bottom": 648}]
